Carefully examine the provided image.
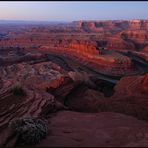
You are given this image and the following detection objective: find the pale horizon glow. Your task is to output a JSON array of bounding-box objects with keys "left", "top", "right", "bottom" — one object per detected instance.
[{"left": 0, "top": 1, "right": 148, "bottom": 22}]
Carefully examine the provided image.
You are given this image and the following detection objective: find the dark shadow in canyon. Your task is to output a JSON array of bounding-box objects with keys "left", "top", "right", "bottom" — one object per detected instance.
[{"left": 47, "top": 77, "right": 116, "bottom": 113}]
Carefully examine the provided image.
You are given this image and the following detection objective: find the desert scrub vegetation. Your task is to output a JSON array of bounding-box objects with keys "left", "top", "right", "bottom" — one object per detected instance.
[
  {"left": 9, "top": 117, "right": 48, "bottom": 145},
  {"left": 10, "top": 85, "right": 26, "bottom": 96}
]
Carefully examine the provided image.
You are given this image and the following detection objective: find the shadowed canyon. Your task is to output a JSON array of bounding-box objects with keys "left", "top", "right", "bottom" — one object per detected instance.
[{"left": 0, "top": 20, "right": 148, "bottom": 147}]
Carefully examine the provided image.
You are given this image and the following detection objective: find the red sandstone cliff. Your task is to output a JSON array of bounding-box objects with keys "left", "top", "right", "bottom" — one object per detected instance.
[{"left": 72, "top": 20, "right": 148, "bottom": 31}]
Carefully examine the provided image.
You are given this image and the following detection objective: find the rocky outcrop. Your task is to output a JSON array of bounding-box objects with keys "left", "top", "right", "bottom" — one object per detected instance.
[
  {"left": 0, "top": 86, "right": 56, "bottom": 146},
  {"left": 72, "top": 20, "right": 148, "bottom": 31},
  {"left": 0, "top": 61, "right": 68, "bottom": 146},
  {"left": 36, "top": 111, "right": 148, "bottom": 147},
  {"left": 114, "top": 74, "right": 148, "bottom": 95},
  {"left": 0, "top": 61, "right": 65, "bottom": 90},
  {"left": 105, "top": 74, "right": 148, "bottom": 120},
  {"left": 65, "top": 84, "right": 105, "bottom": 112},
  {"left": 46, "top": 71, "right": 104, "bottom": 111},
  {"left": 49, "top": 73, "right": 148, "bottom": 121},
  {"left": 47, "top": 77, "right": 80, "bottom": 104},
  {"left": 69, "top": 40, "right": 100, "bottom": 55}
]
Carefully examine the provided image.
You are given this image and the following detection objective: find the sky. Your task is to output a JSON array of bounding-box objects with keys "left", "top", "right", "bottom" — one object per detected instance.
[{"left": 0, "top": 1, "right": 148, "bottom": 22}]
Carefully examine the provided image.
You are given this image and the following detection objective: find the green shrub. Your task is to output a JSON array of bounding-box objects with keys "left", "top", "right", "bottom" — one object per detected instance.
[
  {"left": 10, "top": 85, "right": 26, "bottom": 96},
  {"left": 9, "top": 117, "right": 48, "bottom": 145}
]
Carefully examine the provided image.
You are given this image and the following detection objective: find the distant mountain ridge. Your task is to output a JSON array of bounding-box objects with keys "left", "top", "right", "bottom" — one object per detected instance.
[
  {"left": 0, "top": 19, "right": 148, "bottom": 27},
  {"left": 71, "top": 19, "right": 148, "bottom": 31}
]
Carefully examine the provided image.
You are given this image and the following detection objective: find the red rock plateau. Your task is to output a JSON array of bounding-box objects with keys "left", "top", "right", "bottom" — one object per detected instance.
[{"left": 0, "top": 20, "right": 147, "bottom": 147}]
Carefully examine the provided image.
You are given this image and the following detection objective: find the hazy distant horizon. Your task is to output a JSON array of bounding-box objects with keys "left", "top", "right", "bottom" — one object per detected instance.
[
  {"left": 0, "top": 2, "right": 148, "bottom": 21},
  {"left": 0, "top": 18, "right": 148, "bottom": 23}
]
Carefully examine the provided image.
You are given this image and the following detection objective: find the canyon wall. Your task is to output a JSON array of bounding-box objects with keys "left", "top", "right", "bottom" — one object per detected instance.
[{"left": 72, "top": 20, "right": 148, "bottom": 31}]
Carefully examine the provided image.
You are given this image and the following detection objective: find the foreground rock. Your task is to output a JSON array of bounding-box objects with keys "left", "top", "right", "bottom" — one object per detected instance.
[
  {"left": 0, "top": 61, "right": 67, "bottom": 146},
  {"left": 106, "top": 74, "right": 148, "bottom": 120},
  {"left": 36, "top": 111, "right": 148, "bottom": 147},
  {"left": 50, "top": 73, "right": 148, "bottom": 121}
]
